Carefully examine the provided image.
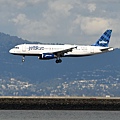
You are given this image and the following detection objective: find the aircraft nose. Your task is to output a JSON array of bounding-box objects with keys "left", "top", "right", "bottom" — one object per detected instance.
[{"left": 9, "top": 49, "right": 14, "bottom": 54}]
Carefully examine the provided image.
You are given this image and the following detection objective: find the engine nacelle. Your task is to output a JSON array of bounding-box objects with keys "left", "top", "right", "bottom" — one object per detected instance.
[{"left": 39, "top": 53, "right": 56, "bottom": 60}]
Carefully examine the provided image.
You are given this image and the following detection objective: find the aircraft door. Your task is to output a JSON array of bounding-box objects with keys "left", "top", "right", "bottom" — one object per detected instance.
[
  {"left": 22, "top": 44, "right": 26, "bottom": 52},
  {"left": 90, "top": 47, "right": 94, "bottom": 53}
]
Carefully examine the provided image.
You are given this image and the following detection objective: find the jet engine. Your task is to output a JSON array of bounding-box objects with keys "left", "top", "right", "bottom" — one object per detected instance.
[{"left": 38, "top": 53, "right": 56, "bottom": 60}]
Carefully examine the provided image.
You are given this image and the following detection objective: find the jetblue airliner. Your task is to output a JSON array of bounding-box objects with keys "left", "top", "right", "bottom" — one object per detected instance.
[{"left": 9, "top": 30, "right": 113, "bottom": 63}]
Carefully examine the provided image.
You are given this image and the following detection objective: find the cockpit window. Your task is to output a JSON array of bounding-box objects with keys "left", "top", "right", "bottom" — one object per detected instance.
[{"left": 15, "top": 47, "right": 19, "bottom": 49}]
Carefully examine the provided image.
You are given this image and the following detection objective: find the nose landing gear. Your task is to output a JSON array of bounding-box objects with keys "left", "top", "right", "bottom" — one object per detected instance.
[{"left": 22, "top": 56, "right": 25, "bottom": 62}]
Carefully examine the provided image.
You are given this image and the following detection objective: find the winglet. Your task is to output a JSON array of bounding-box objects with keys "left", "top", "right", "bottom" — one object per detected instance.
[{"left": 92, "top": 30, "right": 112, "bottom": 47}]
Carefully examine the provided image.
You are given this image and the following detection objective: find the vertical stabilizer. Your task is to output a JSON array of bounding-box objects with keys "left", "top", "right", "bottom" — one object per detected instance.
[{"left": 92, "top": 30, "right": 112, "bottom": 47}]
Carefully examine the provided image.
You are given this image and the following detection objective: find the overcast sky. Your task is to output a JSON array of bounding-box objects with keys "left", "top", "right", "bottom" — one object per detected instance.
[{"left": 0, "top": 0, "right": 120, "bottom": 47}]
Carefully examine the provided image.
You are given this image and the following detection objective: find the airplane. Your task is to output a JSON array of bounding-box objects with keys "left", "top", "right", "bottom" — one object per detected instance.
[{"left": 9, "top": 29, "right": 113, "bottom": 63}]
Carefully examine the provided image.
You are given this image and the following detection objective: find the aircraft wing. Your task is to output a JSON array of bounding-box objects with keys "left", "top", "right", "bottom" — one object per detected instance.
[
  {"left": 53, "top": 46, "right": 77, "bottom": 57},
  {"left": 100, "top": 47, "right": 114, "bottom": 52}
]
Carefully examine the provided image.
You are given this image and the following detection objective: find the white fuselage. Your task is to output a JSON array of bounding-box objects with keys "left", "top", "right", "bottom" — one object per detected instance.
[
  {"left": 9, "top": 44, "right": 113, "bottom": 57},
  {"left": 9, "top": 29, "right": 113, "bottom": 63}
]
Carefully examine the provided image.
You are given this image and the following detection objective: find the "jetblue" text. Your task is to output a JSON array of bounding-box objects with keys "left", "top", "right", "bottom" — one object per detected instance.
[{"left": 29, "top": 46, "right": 44, "bottom": 51}]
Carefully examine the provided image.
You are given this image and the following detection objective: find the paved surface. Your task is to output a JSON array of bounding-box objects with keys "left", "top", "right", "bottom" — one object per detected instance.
[{"left": 0, "top": 96, "right": 120, "bottom": 110}]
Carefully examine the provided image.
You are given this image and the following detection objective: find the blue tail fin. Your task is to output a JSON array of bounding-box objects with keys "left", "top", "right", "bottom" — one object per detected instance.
[{"left": 92, "top": 30, "right": 112, "bottom": 47}]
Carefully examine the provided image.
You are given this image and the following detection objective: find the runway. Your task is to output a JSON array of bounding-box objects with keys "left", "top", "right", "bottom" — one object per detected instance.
[{"left": 0, "top": 96, "right": 120, "bottom": 110}]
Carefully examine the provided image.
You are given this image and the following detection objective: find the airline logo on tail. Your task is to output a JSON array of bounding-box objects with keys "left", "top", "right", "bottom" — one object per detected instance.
[
  {"left": 99, "top": 40, "right": 108, "bottom": 44},
  {"left": 92, "top": 29, "right": 112, "bottom": 47}
]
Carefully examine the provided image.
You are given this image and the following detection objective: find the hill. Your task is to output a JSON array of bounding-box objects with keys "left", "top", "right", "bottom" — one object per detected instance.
[{"left": 0, "top": 32, "right": 120, "bottom": 96}]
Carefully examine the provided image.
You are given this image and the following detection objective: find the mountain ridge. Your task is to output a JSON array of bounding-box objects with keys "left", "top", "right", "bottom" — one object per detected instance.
[{"left": 0, "top": 32, "right": 120, "bottom": 96}]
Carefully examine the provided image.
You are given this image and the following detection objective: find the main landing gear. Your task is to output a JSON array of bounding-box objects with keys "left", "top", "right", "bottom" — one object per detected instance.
[{"left": 55, "top": 58, "right": 62, "bottom": 63}]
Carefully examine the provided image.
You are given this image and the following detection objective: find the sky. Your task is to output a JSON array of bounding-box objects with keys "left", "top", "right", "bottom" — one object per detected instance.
[{"left": 0, "top": 0, "right": 120, "bottom": 47}]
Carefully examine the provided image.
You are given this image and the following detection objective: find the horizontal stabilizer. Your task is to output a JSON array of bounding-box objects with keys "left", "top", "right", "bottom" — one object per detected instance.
[{"left": 100, "top": 47, "right": 114, "bottom": 52}]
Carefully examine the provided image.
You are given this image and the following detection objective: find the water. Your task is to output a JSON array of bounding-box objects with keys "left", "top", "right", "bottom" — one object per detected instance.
[{"left": 0, "top": 110, "right": 120, "bottom": 120}]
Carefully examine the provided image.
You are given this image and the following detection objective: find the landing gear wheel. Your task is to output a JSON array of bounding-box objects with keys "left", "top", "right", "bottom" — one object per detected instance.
[
  {"left": 56, "top": 59, "right": 62, "bottom": 63},
  {"left": 22, "top": 59, "right": 25, "bottom": 62},
  {"left": 56, "top": 59, "right": 59, "bottom": 63}
]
